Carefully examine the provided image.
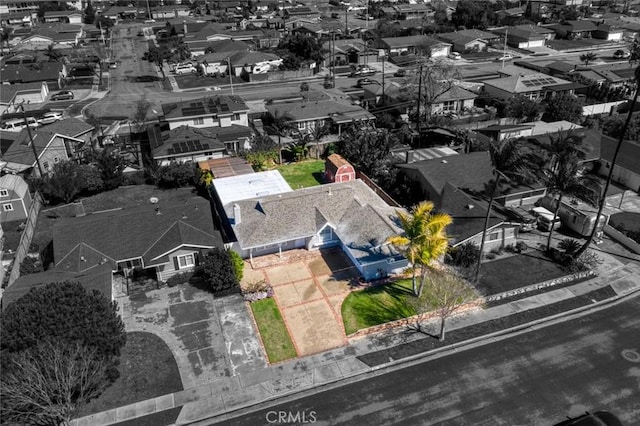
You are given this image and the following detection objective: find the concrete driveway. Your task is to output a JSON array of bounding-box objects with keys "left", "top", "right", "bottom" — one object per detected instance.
[
  {"left": 243, "top": 250, "right": 360, "bottom": 357},
  {"left": 120, "top": 285, "right": 265, "bottom": 389}
]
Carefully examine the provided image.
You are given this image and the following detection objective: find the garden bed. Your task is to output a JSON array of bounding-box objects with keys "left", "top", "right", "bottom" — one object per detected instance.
[{"left": 609, "top": 212, "right": 640, "bottom": 243}]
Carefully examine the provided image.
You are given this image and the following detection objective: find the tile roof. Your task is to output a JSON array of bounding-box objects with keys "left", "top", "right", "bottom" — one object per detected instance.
[
  {"left": 1, "top": 262, "right": 113, "bottom": 310},
  {"left": 53, "top": 197, "right": 222, "bottom": 268},
  {"left": 397, "top": 151, "right": 494, "bottom": 196},
  {"left": 227, "top": 180, "right": 404, "bottom": 263}
]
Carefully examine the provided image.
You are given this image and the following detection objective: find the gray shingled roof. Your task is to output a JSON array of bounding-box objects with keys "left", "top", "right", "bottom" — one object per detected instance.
[{"left": 226, "top": 180, "right": 404, "bottom": 262}]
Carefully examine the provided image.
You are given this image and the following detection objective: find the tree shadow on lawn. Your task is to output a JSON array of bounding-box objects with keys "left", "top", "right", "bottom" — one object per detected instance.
[{"left": 312, "top": 171, "right": 325, "bottom": 185}]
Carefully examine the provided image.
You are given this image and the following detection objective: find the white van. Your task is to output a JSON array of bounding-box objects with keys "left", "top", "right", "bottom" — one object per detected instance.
[
  {"left": 0, "top": 117, "right": 40, "bottom": 132},
  {"left": 531, "top": 207, "right": 561, "bottom": 232}
]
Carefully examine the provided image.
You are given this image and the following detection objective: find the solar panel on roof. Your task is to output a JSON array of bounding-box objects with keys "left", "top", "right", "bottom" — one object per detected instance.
[
  {"left": 167, "top": 148, "right": 174, "bottom": 154},
  {"left": 202, "top": 143, "right": 209, "bottom": 149},
  {"left": 172, "top": 143, "right": 182, "bottom": 153},
  {"left": 220, "top": 104, "right": 230, "bottom": 112}
]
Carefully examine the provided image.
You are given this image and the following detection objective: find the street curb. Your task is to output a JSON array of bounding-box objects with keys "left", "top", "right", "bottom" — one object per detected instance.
[{"left": 182, "top": 287, "right": 640, "bottom": 425}]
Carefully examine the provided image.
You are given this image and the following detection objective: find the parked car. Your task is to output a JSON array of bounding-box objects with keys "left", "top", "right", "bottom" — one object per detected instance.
[
  {"left": 39, "top": 111, "right": 63, "bottom": 125},
  {"left": 356, "top": 78, "right": 379, "bottom": 87},
  {"left": 1, "top": 117, "right": 40, "bottom": 132},
  {"left": 350, "top": 66, "right": 376, "bottom": 77},
  {"left": 495, "top": 53, "right": 514, "bottom": 62},
  {"left": 109, "top": 61, "right": 118, "bottom": 69},
  {"left": 501, "top": 206, "right": 537, "bottom": 232},
  {"left": 394, "top": 69, "right": 407, "bottom": 77},
  {"left": 613, "top": 49, "right": 630, "bottom": 59},
  {"left": 174, "top": 63, "right": 197, "bottom": 75},
  {"left": 448, "top": 52, "right": 461, "bottom": 60},
  {"left": 554, "top": 411, "right": 622, "bottom": 426},
  {"left": 531, "top": 206, "right": 561, "bottom": 232},
  {"left": 50, "top": 90, "right": 74, "bottom": 101}
]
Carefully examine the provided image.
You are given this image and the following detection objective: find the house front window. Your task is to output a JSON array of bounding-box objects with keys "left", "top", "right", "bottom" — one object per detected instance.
[
  {"left": 488, "top": 232, "right": 500, "bottom": 241},
  {"left": 177, "top": 253, "right": 195, "bottom": 269},
  {"left": 3, "top": 203, "right": 14, "bottom": 211},
  {"left": 193, "top": 117, "right": 204, "bottom": 125},
  {"left": 442, "top": 100, "right": 456, "bottom": 112},
  {"left": 232, "top": 113, "right": 240, "bottom": 121},
  {"left": 0, "top": 189, "right": 8, "bottom": 197},
  {"left": 43, "top": 161, "right": 50, "bottom": 171},
  {"left": 297, "top": 122, "right": 305, "bottom": 130}
]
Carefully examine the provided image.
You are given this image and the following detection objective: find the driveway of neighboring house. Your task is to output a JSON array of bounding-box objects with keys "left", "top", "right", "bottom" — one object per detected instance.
[
  {"left": 244, "top": 249, "right": 361, "bottom": 357},
  {"left": 120, "top": 285, "right": 265, "bottom": 389}
]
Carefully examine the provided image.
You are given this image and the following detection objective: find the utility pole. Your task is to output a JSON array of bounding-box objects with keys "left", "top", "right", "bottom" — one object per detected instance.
[
  {"left": 345, "top": 8, "right": 348, "bottom": 36},
  {"left": 416, "top": 63, "right": 423, "bottom": 143},
  {"left": 227, "top": 57, "right": 234, "bottom": 95},
  {"left": 17, "top": 101, "right": 44, "bottom": 176},
  {"left": 381, "top": 54, "right": 385, "bottom": 103},
  {"left": 331, "top": 31, "right": 336, "bottom": 88}
]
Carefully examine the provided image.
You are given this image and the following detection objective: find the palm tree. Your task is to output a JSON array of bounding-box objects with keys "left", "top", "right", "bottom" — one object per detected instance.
[
  {"left": 575, "top": 65, "right": 640, "bottom": 258},
  {"left": 536, "top": 130, "right": 600, "bottom": 251},
  {"left": 387, "top": 201, "right": 452, "bottom": 297},
  {"left": 473, "top": 138, "right": 536, "bottom": 283},
  {"left": 264, "top": 111, "right": 295, "bottom": 164},
  {"left": 579, "top": 52, "right": 597, "bottom": 66}
]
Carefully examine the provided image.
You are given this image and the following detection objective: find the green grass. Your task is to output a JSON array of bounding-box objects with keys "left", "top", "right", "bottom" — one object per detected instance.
[
  {"left": 78, "top": 331, "right": 183, "bottom": 416},
  {"left": 250, "top": 298, "right": 297, "bottom": 363},
  {"left": 341, "top": 279, "right": 416, "bottom": 335},
  {"left": 276, "top": 160, "right": 324, "bottom": 189}
]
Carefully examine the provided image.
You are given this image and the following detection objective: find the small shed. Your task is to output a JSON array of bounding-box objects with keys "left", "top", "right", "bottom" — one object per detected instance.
[{"left": 325, "top": 154, "right": 356, "bottom": 183}]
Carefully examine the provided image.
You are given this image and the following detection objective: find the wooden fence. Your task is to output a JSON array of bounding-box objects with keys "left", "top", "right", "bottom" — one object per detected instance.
[{"left": 6, "top": 192, "right": 43, "bottom": 288}]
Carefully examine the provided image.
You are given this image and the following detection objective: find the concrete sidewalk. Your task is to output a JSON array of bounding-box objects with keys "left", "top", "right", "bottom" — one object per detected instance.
[{"left": 71, "top": 259, "right": 640, "bottom": 426}]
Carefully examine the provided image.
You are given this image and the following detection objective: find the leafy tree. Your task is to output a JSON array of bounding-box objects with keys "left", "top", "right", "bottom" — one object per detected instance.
[
  {"left": 277, "top": 34, "right": 324, "bottom": 64},
  {"left": 533, "top": 130, "right": 601, "bottom": 251},
  {"left": 79, "top": 163, "right": 106, "bottom": 194},
  {"left": 542, "top": 94, "right": 583, "bottom": 123},
  {"left": 601, "top": 114, "right": 640, "bottom": 141},
  {"left": 446, "top": 241, "right": 480, "bottom": 268},
  {"left": 1, "top": 281, "right": 126, "bottom": 382},
  {"left": 474, "top": 138, "right": 536, "bottom": 282},
  {"left": 155, "top": 162, "right": 197, "bottom": 188},
  {"left": 19, "top": 256, "right": 43, "bottom": 275},
  {"left": 199, "top": 248, "right": 239, "bottom": 293},
  {"left": 263, "top": 111, "right": 295, "bottom": 164},
  {"left": 387, "top": 201, "right": 452, "bottom": 297},
  {"left": 84, "top": 0, "right": 95, "bottom": 24},
  {"left": 0, "top": 341, "right": 109, "bottom": 426},
  {"left": 579, "top": 52, "right": 597, "bottom": 66},
  {"left": 374, "top": 19, "right": 402, "bottom": 38},
  {"left": 133, "top": 95, "right": 152, "bottom": 127},
  {"left": 95, "top": 15, "right": 115, "bottom": 30},
  {"left": 288, "top": 139, "right": 308, "bottom": 162},
  {"left": 339, "top": 125, "right": 398, "bottom": 180},
  {"left": 410, "top": 270, "right": 476, "bottom": 341},
  {"left": 90, "top": 150, "right": 124, "bottom": 191},
  {"left": 197, "top": 168, "right": 214, "bottom": 187},
  {"left": 451, "top": 0, "right": 494, "bottom": 29},
  {"left": 39, "top": 161, "right": 92, "bottom": 203},
  {"left": 504, "top": 95, "right": 542, "bottom": 122}
]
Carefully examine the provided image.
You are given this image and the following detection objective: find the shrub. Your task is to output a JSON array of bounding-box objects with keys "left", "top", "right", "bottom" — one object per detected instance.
[
  {"left": 199, "top": 248, "right": 240, "bottom": 294},
  {"left": 515, "top": 241, "right": 528, "bottom": 253},
  {"left": 241, "top": 279, "right": 274, "bottom": 302},
  {"left": 558, "top": 238, "right": 581, "bottom": 256},
  {"left": 563, "top": 250, "right": 602, "bottom": 273},
  {"left": 228, "top": 250, "right": 244, "bottom": 282},
  {"left": 19, "top": 255, "right": 43, "bottom": 275},
  {"left": 166, "top": 271, "right": 193, "bottom": 287},
  {"left": 504, "top": 244, "right": 516, "bottom": 253},
  {"left": 121, "top": 171, "right": 146, "bottom": 186},
  {"left": 242, "top": 279, "right": 269, "bottom": 293},
  {"left": 446, "top": 241, "right": 480, "bottom": 268},
  {"left": 485, "top": 253, "right": 496, "bottom": 260},
  {"left": 489, "top": 246, "right": 503, "bottom": 255}
]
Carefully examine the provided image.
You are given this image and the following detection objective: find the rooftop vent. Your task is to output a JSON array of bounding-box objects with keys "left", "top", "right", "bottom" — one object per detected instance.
[
  {"left": 466, "top": 204, "right": 474, "bottom": 210},
  {"left": 441, "top": 159, "right": 448, "bottom": 164}
]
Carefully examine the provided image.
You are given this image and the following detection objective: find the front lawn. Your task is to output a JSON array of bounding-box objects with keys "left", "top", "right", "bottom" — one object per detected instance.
[
  {"left": 476, "top": 252, "right": 568, "bottom": 295},
  {"left": 78, "top": 331, "right": 183, "bottom": 416},
  {"left": 276, "top": 160, "right": 324, "bottom": 189},
  {"left": 250, "top": 298, "right": 297, "bottom": 363},
  {"left": 341, "top": 279, "right": 416, "bottom": 335},
  {"left": 610, "top": 212, "right": 640, "bottom": 233}
]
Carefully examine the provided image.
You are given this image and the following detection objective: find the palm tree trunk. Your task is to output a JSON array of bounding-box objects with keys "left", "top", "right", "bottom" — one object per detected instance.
[
  {"left": 575, "top": 81, "right": 640, "bottom": 258},
  {"left": 473, "top": 174, "right": 501, "bottom": 283},
  {"left": 411, "top": 266, "right": 418, "bottom": 297},
  {"left": 278, "top": 134, "right": 283, "bottom": 164},
  {"left": 439, "top": 317, "right": 446, "bottom": 341},
  {"left": 546, "top": 194, "right": 563, "bottom": 251},
  {"left": 417, "top": 267, "right": 427, "bottom": 298}
]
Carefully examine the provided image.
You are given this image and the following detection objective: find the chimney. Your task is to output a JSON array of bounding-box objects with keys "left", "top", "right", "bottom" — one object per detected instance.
[
  {"left": 233, "top": 203, "right": 241, "bottom": 224},
  {"left": 406, "top": 150, "right": 414, "bottom": 163}
]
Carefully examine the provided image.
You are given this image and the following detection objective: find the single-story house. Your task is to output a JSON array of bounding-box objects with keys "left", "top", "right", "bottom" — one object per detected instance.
[
  {"left": 218, "top": 178, "right": 408, "bottom": 280},
  {"left": 229, "top": 51, "right": 282, "bottom": 75},
  {"left": 325, "top": 154, "right": 355, "bottom": 183},
  {"left": 437, "top": 29, "right": 500, "bottom": 53},
  {"left": 591, "top": 23, "right": 623, "bottom": 41},
  {"left": 549, "top": 20, "right": 597, "bottom": 39},
  {"left": 147, "top": 125, "right": 228, "bottom": 166},
  {"left": 150, "top": 5, "right": 190, "bottom": 19},
  {"left": 482, "top": 73, "right": 573, "bottom": 101},
  {"left": 53, "top": 197, "right": 223, "bottom": 282},
  {"left": 378, "top": 35, "right": 451, "bottom": 58},
  {"left": 0, "top": 62, "right": 62, "bottom": 84},
  {"left": 43, "top": 10, "right": 82, "bottom": 24},
  {"left": 0, "top": 81, "right": 51, "bottom": 113},
  {"left": 0, "top": 174, "right": 32, "bottom": 223},
  {"left": 492, "top": 26, "right": 547, "bottom": 49},
  {"left": 431, "top": 85, "right": 478, "bottom": 115}
]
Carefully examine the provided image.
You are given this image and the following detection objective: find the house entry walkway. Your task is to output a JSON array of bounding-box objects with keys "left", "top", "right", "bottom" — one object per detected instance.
[{"left": 243, "top": 249, "right": 361, "bottom": 357}]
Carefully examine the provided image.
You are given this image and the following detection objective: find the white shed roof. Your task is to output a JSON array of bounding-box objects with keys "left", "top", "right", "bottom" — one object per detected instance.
[{"left": 212, "top": 170, "right": 293, "bottom": 206}]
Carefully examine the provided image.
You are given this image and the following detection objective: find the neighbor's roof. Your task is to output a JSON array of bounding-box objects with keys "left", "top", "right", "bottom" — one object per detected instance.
[
  {"left": 161, "top": 95, "right": 249, "bottom": 120},
  {"left": 380, "top": 35, "right": 451, "bottom": 49},
  {"left": 0, "top": 81, "right": 45, "bottom": 103},
  {"left": 397, "top": 151, "right": 494, "bottom": 196},
  {"left": 438, "top": 29, "right": 499, "bottom": 45},
  {"left": 230, "top": 51, "right": 281, "bottom": 65},
  {"left": 198, "top": 156, "right": 254, "bottom": 178},
  {"left": 212, "top": 170, "right": 292, "bottom": 206},
  {"left": 525, "top": 127, "right": 601, "bottom": 162},
  {"left": 53, "top": 197, "right": 222, "bottom": 268},
  {"left": 0, "top": 173, "right": 30, "bottom": 199},
  {"left": 228, "top": 180, "right": 404, "bottom": 264},
  {"left": 39, "top": 117, "right": 94, "bottom": 137},
  {"left": 601, "top": 134, "right": 640, "bottom": 175},
  {"left": 483, "top": 73, "right": 570, "bottom": 94},
  {"left": 392, "top": 147, "right": 458, "bottom": 163},
  {"left": 436, "top": 85, "right": 478, "bottom": 102},
  {"left": 151, "top": 125, "right": 226, "bottom": 159},
  {"left": 265, "top": 100, "right": 373, "bottom": 123},
  {"left": 201, "top": 39, "right": 250, "bottom": 53},
  {"left": 200, "top": 124, "right": 254, "bottom": 143},
  {"left": 1, "top": 262, "right": 113, "bottom": 311},
  {"left": 0, "top": 62, "right": 62, "bottom": 83},
  {"left": 2, "top": 128, "right": 80, "bottom": 169}
]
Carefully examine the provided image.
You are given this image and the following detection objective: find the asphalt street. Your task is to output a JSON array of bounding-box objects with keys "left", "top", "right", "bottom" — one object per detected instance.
[{"left": 212, "top": 296, "right": 640, "bottom": 426}]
